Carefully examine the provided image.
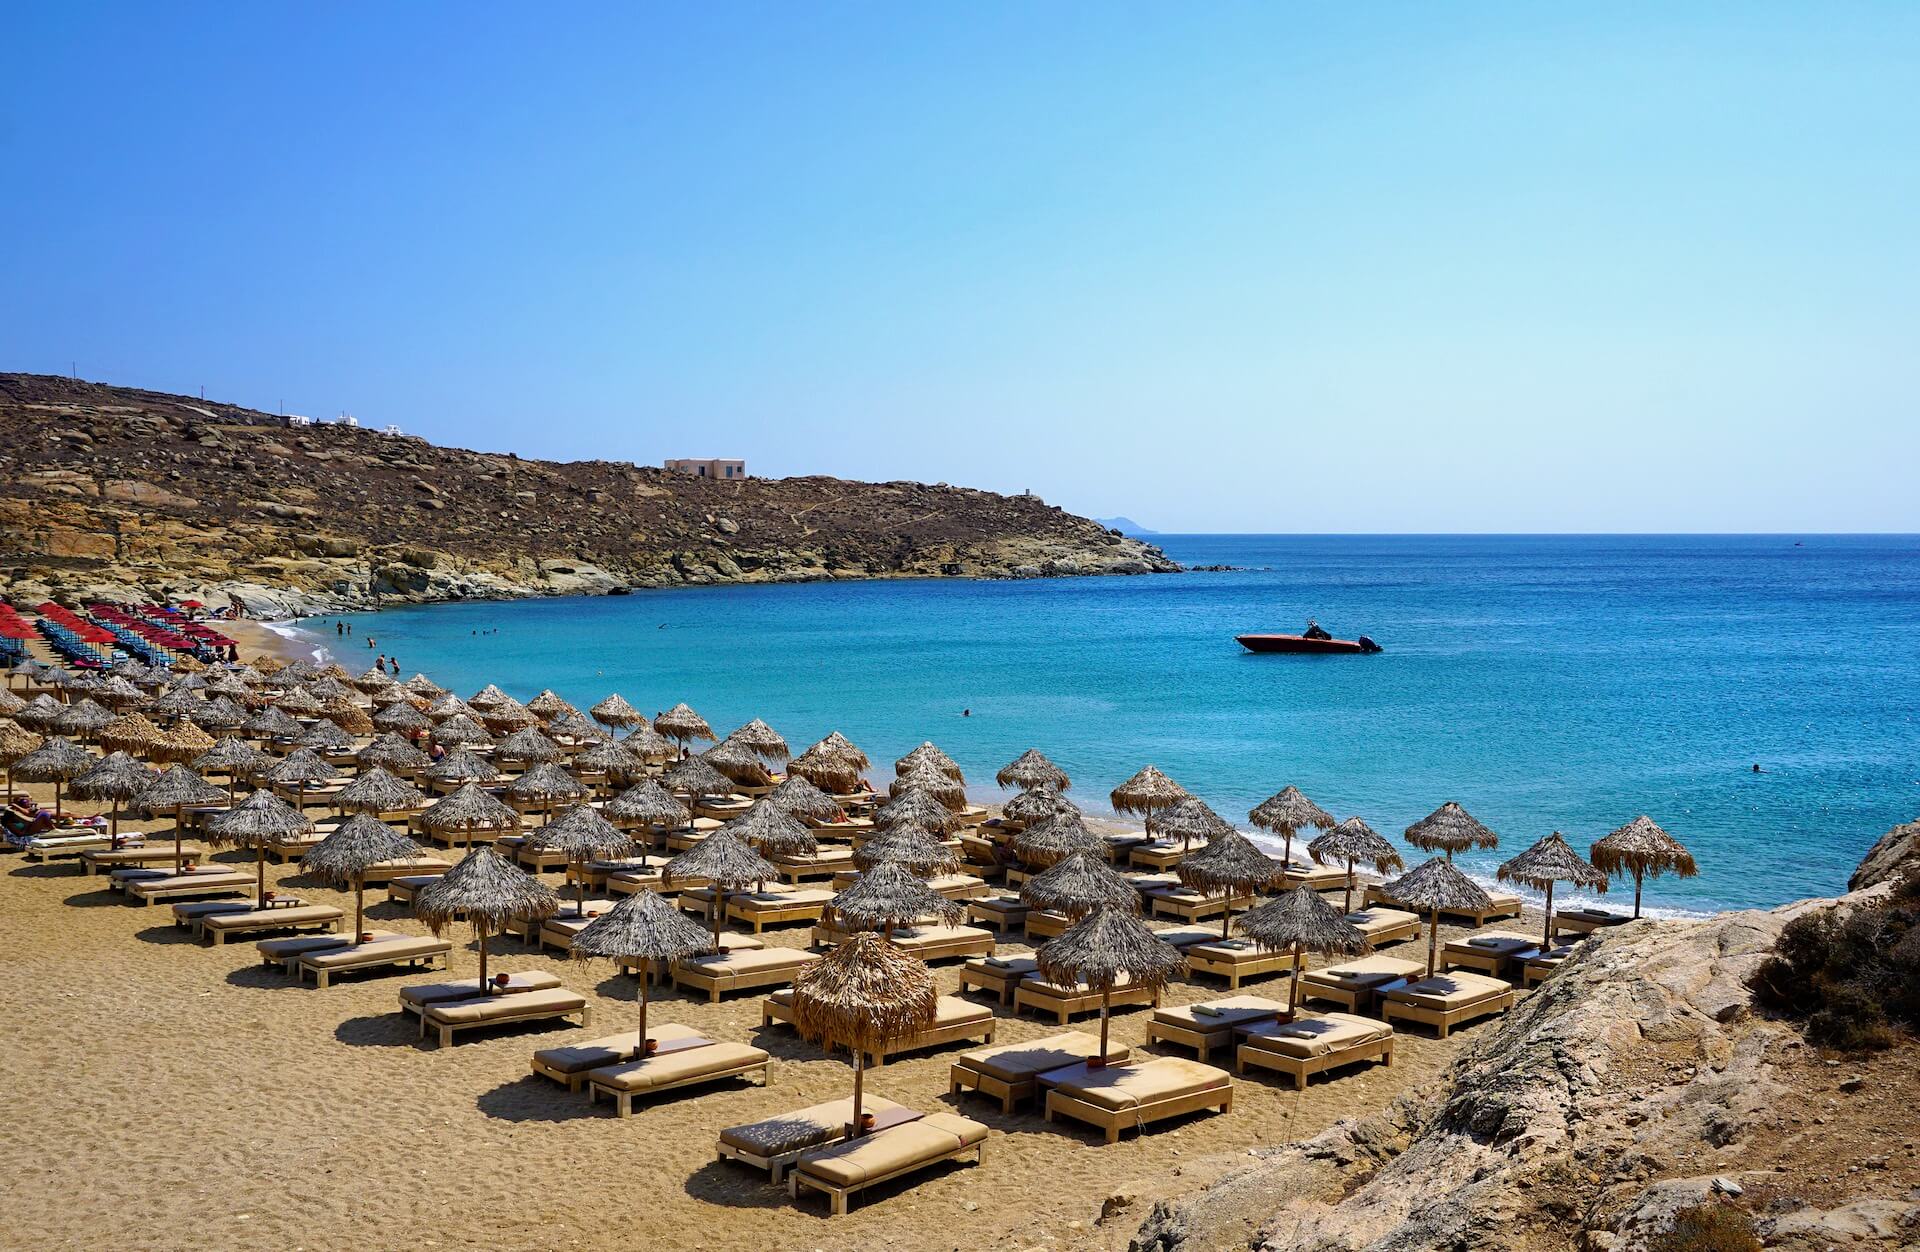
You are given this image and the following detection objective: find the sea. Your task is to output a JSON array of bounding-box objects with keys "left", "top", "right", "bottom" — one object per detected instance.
[{"left": 291, "top": 535, "right": 1920, "bottom": 915}]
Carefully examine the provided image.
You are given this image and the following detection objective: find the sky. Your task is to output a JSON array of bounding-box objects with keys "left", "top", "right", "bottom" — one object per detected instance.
[{"left": 3, "top": 4, "right": 1916, "bottom": 533}]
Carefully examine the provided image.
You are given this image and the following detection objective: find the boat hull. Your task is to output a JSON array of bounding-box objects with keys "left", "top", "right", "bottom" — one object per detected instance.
[{"left": 1236, "top": 634, "right": 1374, "bottom": 655}]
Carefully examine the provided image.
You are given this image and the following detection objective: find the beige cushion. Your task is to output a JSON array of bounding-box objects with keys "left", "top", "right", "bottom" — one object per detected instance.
[
  {"left": 426, "top": 986, "right": 585, "bottom": 1026},
  {"left": 1306, "top": 956, "right": 1425, "bottom": 990},
  {"left": 923, "top": 995, "right": 993, "bottom": 1030},
  {"left": 1387, "top": 972, "right": 1511, "bottom": 1010},
  {"left": 959, "top": 1031, "right": 1113, "bottom": 1082},
  {"left": 1019, "top": 973, "right": 1140, "bottom": 998},
  {"left": 1051, "top": 1056, "right": 1229, "bottom": 1112},
  {"left": 735, "top": 887, "right": 834, "bottom": 910},
  {"left": 130, "top": 872, "right": 251, "bottom": 894},
  {"left": 202, "top": 904, "right": 342, "bottom": 931},
  {"left": 893, "top": 924, "right": 989, "bottom": 951},
  {"left": 533, "top": 1024, "right": 703, "bottom": 1075},
  {"left": 969, "top": 956, "right": 1037, "bottom": 978},
  {"left": 259, "top": 931, "right": 394, "bottom": 960},
  {"left": 1451, "top": 931, "right": 1534, "bottom": 956},
  {"left": 399, "top": 970, "right": 561, "bottom": 1007},
  {"left": 1153, "top": 996, "right": 1285, "bottom": 1029},
  {"left": 720, "top": 1095, "right": 907, "bottom": 1156},
  {"left": 303, "top": 935, "right": 451, "bottom": 970},
  {"left": 681, "top": 948, "right": 813, "bottom": 976},
  {"left": 1348, "top": 907, "right": 1419, "bottom": 932},
  {"left": 588, "top": 1040, "right": 768, "bottom": 1092},
  {"left": 1150, "top": 927, "right": 1221, "bottom": 948},
  {"left": 796, "top": 1112, "right": 987, "bottom": 1188},
  {"left": 1241, "top": 1012, "right": 1389, "bottom": 1057}
]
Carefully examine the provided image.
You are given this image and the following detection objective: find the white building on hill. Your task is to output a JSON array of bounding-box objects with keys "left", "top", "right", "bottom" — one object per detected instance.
[{"left": 665, "top": 458, "right": 746, "bottom": 480}]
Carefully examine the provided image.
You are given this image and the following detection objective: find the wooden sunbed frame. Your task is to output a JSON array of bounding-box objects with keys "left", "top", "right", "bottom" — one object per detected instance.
[
  {"left": 1364, "top": 885, "right": 1523, "bottom": 926},
  {"left": 295, "top": 940, "right": 451, "bottom": 989},
  {"left": 81, "top": 844, "right": 204, "bottom": 874},
  {"left": 1013, "top": 979, "right": 1159, "bottom": 1024},
  {"left": 1143, "top": 1004, "right": 1284, "bottom": 1062},
  {"left": 1145, "top": 888, "right": 1254, "bottom": 922},
  {"left": 787, "top": 1131, "right": 984, "bottom": 1217},
  {"left": 585, "top": 1049, "right": 768, "bottom": 1116},
  {"left": 1042, "top": 1070, "right": 1233, "bottom": 1144},
  {"left": 1236, "top": 1028, "right": 1394, "bottom": 1088},
  {"left": 424, "top": 996, "right": 591, "bottom": 1048},
  {"left": 1381, "top": 984, "right": 1517, "bottom": 1037},
  {"left": 1184, "top": 944, "right": 1296, "bottom": 990},
  {"left": 671, "top": 952, "right": 814, "bottom": 1003},
  {"left": 129, "top": 874, "right": 252, "bottom": 906},
  {"left": 200, "top": 906, "right": 344, "bottom": 946}
]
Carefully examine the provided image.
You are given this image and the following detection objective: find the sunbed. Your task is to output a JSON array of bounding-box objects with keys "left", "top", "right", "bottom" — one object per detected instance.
[
  {"left": 170, "top": 900, "right": 255, "bottom": 929},
  {"left": 257, "top": 929, "right": 401, "bottom": 969},
  {"left": 1150, "top": 925, "right": 1229, "bottom": 949},
  {"left": 531, "top": 1022, "right": 703, "bottom": 1091},
  {"left": 1299, "top": 955, "right": 1425, "bottom": 1013},
  {"left": 574, "top": 855, "right": 666, "bottom": 892},
  {"left": 671, "top": 947, "right": 817, "bottom": 1003},
  {"left": 1278, "top": 861, "right": 1352, "bottom": 892},
  {"left": 496, "top": 834, "right": 571, "bottom": 873},
  {"left": 81, "top": 843, "right": 203, "bottom": 875},
  {"left": 787, "top": 1111, "right": 987, "bottom": 1216},
  {"left": 1346, "top": 906, "right": 1422, "bottom": 947},
  {"left": 399, "top": 970, "right": 563, "bottom": 1017},
  {"left": 199, "top": 903, "right": 344, "bottom": 945},
  {"left": 1235, "top": 1012, "right": 1394, "bottom": 1088},
  {"left": 294, "top": 934, "right": 454, "bottom": 988},
  {"left": 359, "top": 855, "right": 450, "bottom": 883},
  {"left": 868, "top": 923, "right": 994, "bottom": 964},
  {"left": 266, "top": 827, "right": 329, "bottom": 863},
  {"left": 718, "top": 1094, "right": 910, "bottom": 1182},
  {"left": 1442, "top": 930, "right": 1539, "bottom": 978},
  {"left": 1144, "top": 885, "right": 1254, "bottom": 922},
  {"left": 1551, "top": 906, "right": 1633, "bottom": 938},
  {"left": 584, "top": 1039, "right": 770, "bottom": 1114},
  {"left": 957, "top": 955, "right": 1038, "bottom": 1005},
  {"left": 727, "top": 886, "right": 836, "bottom": 932},
  {"left": 965, "top": 894, "right": 1029, "bottom": 933},
  {"left": 1380, "top": 971, "right": 1516, "bottom": 1037},
  {"left": 1042, "top": 1056, "right": 1234, "bottom": 1143},
  {"left": 504, "top": 900, "right": 612, "bottom": 944},
  {"left": 617, "top": 935, "right": 763, "bottom": 982},
  {"left": 128, "top": 869, "right": 253, "bottom": 906},
  {"left": 763, "top": 990, "right": 995, "bottom": 1065},
  {"left": 534, "top": 909, "right": 615, "bottom": 954},
  {"left": 769, "top": 846, "right": 856, "bottom": 883},
  {"left": 1144, "top": 995, "right": 1286, "bottom": 1061},
  {"left": 1127, "top": 840, "right": 1190, "bottom": 871},
  {"left": 607, "top": 865, "right": 705, "bottom": 897},
  {"left": 1023, "top": 909, "right": 1071, "bottom": 941},
  {"left": 386, "top": 874, "right": 451, "bottom": 909},
  {"left": 21, "top": 832, "right": 112, "bottom": 862},
  {"left": 828, "top": 871, "right": 988, "bottom": 901},
  {"left": 1014, "top": 973, "right": 1159, "bottom": 1024},
  {"left": 948, "top": 1031, "right": 1128, "bottom": 1113},
  {"left": 1100, "top": 831, "right": 1151, "bottom": 862},
  {"left": 1365, "top": 884, "right": 1524, "bottom": 926},
  {"left": 1522, "top": 945, "right": 1577, "bottom": 986},
  {"left": 421, "top": 986, "right": 592, "bottom": 1048},
  {"left": 692, "top": 794, "right": 754, "bottom": 821},
  {"left": 1183, "top": 937, "right": 1295, "bottom": 989}
]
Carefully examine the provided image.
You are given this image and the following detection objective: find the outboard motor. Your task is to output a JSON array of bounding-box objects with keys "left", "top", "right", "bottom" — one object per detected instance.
[{"left": 1357, "top": 636, "right": 1382, "bottom": 654}]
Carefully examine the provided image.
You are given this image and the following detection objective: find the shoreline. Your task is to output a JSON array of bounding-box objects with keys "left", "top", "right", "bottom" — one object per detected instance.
[{"left": 220, "top": 616, "right": 328, "bottom": 666}]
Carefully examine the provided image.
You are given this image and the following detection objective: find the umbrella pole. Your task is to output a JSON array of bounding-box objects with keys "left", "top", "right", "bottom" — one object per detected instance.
[
  {"left": 712, "top": 894, "right": 724, "bottom": 950},
  {"left": 1542, "top": 881, "right": 1555, "bottom": 951},
  {"left": 638, "top": 975, "right": 651, "bottom": 1050},
  {"left": 1098, "top": 989, "right": 1112, "bottom": 1061},
  {"left": 1343, "top": 857, "right": 1356, "bottom": 915},
  {"left": 477, "top": 925, "right": 490, "bottom": 993},
  {"left": 256, "top": 844, "right": 267, "bottom": 908},
  {"left": 1633, "top": 869, "right": 1644, "bottom": 920},
  {"left": 354, "top": 875, "right": 366, "bottom": 940},
  {"left": 1425, "top": 908, "right": 1441, "bottom": 976},
  {"left": 173, "top": 804, "right": 185, "bottom": 873},
  {"left": 1220, "top": 895, "right": 1233, "bottom": 940},
  {"left": 1288, "top": 941, "right": 1303, "bottom": 1016},
  {"left": 54, "top": 780, "right": 63, "bottom": 816},
  {"left": 1282, "top": 828, "right": 1293, "bottom": 867},
  {"left": 851, "top": 1049, "right": 867, "bottom": 1135}
]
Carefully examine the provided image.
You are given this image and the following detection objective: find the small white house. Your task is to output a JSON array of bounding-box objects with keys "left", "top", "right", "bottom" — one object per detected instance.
[
  {"left": 285, "top": 415, "right": 313, "bottom": 428},
  {"left": 336, "top": 414, "right": 360, "bottom": 427},
  {"left": 665, "top": 458, "right": 746, "bottom": 480}
]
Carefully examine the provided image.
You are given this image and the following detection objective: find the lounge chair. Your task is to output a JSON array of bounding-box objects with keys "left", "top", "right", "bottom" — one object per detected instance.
[
  {"left": 385, "top": 874, "right": 449, "bottom": 909},
  {"left": 1127, "top": 840, "right": 1190, "bottom": 871},
  {"left": 359, "top": 855, "right": 450, "bottom": 883},
  {"left": 671, "top": 947, "right": 817, "bottom": 1003},
  {"left": 495, "top": 834, "right": 571, "bottom": 873},
  {"left": 584, "top": 1039, "right": 770, "bottom": 1114},
  {"left": 1042, "top": 1056, "right": 1233, "bottom": 1143},
  {"left": 718, "top": 1094, "right": 910, "bottom": 1182},
  {"left": 1551, "top": 906, "right": 1632, "bottom": 938},
  {"left": 1014, "top": 973, "right": 1159, "bottom": 1024},
  {"left": 1365, "top": 884, "right": 1523, "bottom": 926},
  {"left": 1298, "top": 955, "right": 1425, "bottom": 1013},
  {"left": 763, "top": 990, "right": 995, "bottom": 1065},
  {"left": 1235, "top": 1012, "right": 1394, "bottom": 1088},
  {"left": 199, "top": 904, "right": 344, "bottom": 945},
  {"left": 788, "top": 1112, "right": 987, "bottom": 1216},
  {"left": 1022, "top": 909, "right": 1071, "bottom": 941},
  {"left": 1522, "top": 945, "right": 1577, "bottom": 986},
  {"left": 957, "top": 955, "right": 1038, "bottom": 1005},
  {"left": 22, "top": 832, "right": 112, "bottom": 862},
  {"left": 874, "top": 923, "right": 995, "bottom": 964},
  {"left": 418, "top": 986, "right": 590, "bottom": 1048},
  {"left": 265, "top": 827, "right": 329, "bottom": 863},
  {"left": 80, "top": 843, "right": 204, "bottom": 875},
  {"left": 948, "top": 1031, "right": 1129, "bottom": 1112},
  {"left": 1183, "top": 937, "right": 1295, "bottom": 989},
  {"left": 1150, "top": 925, "right": 1228, "bottom": 949},
  {"left": 1442, "top": 930, "right": 1539, "bottom": 979},
  {"left": 1145, "top": 995, "right": 1287, "bottom": 1061},
  {"left": 534, "top": 909, "right": 617, "bottom": 954},
  {"left": 1278, "top": 861, "right": 1352, "bottom": 892},
  {"left": 574, "top": 855, "right": 666, "bottom": 892},
  {"left": 257, "top": 929, "right": 400, "bottom": 969},
  {"left": 531, "top": 1022, "right": 704, "bottom": 1091},
  {"left": 606, "top": 865, "right": 704, "bottom": 897},
  {"left": 1346, "top": 906, "right": 1422, "bottom": 947},
  {"left": 693, "top": 794, "right": 754, "bottom": 821},
  {"left": 128, "top": 870, "right": 253, "bottom": 906},
  {"left": 828, "top": 871, "right": 988, "bottom": 901},
  {"left": 768, "top": 847, "right": 856, "bottom": 883},
  {"left": 294, "top": 934, "right": 454, "bottom": 988},
  {"left": 964, "top": 894, "right": 1030, "bottom": 933},
  {"left": 1144, "top": 885, "right": 1254, "bottom": 922},
  {"left": 617, "top": 935, "right": 763, "bottom": 981},
  {"left": 504, "top": 900, "right": 612, "bottom": 945},
  {"left": 728, "top": 886, "right": 836, "bottom": 932},
  {"left": 1380, "top": 971, "right": 1516, "bottom": 1037},
  {"left": 399, "top": 970, "right": 564, "bottom": 1017},
  {"left": 170, "top": 900, "right": 255, "bottom": 929}
]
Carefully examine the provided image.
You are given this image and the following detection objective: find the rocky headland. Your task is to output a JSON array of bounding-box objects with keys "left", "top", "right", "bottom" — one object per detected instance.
[{"left": 0, "top": 373, "right": 1177, "bottom": 617}]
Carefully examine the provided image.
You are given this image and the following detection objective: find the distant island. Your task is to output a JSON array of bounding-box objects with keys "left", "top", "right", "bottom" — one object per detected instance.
[
  {"left": 1095, "top": 515, "right": 1159, "bottom": 536},
  {"left": 0, "top": 374, "right": 1179, "bottom": 618}
]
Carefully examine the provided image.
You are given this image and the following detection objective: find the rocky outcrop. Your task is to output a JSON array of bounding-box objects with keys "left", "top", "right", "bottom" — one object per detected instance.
[
  {"left": 1850, "top": 820, "right": 1920, "bottom": 892},
  {"left": 0, "top": 373, "right": 1178, "bottom": 615}
]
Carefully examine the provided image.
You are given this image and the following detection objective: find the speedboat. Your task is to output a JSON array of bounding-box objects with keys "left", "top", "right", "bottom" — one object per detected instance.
[{"left": 1236, "top": 633, "right": 1382, "bottom": 655}]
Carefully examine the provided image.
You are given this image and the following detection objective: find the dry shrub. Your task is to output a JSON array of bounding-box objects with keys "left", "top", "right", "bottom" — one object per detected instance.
[
  {"left": 1748, "top": 870, "right": 1920, "bottom": 1052},
  {"left": 1648, "top": 1202, "right": 1761, "bottom": 1252}
]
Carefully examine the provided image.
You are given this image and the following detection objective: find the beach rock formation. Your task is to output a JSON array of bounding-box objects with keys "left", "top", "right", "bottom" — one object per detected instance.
[
  {"left": 0, "top": 373, "right": 1178, "bottom": 616},
  {"left": 1123, "top": 835, "right": 1920, "bottom": 1252}
]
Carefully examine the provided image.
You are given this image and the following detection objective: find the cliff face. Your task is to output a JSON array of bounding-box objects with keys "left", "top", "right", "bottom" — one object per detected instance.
[{"left": 0, "top": 373, "right": 1177, "bottom": 616}]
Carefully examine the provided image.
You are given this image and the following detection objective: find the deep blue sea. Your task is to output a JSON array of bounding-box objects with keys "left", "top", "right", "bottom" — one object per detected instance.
[{"left": 295, "top": 535, "right": 1920, "bottom": 914}]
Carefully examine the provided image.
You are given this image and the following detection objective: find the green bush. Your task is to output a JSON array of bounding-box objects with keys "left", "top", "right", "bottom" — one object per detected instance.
[
  {"left": 1748, "top": 869, "right": 1920, "bottom": 1053},
  {"left": 1648, "top": 1202, "right": 1762, "bottom": 1252}
]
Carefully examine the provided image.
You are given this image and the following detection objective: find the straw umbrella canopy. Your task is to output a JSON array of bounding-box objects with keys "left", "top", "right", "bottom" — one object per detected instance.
[
  {"left": 334, "top": 765, "right": 427, "bottom": 817},
  {"left": 0, "top": 719, "right": 44, "bottom": 798},
  {"left": 1179, "top": 830, "right": 1285, "bottom": 937},
  {"left": 206, "top": 789, "right": 312, "bottom": 907},
  {"left": 764, "top": 775, "right": 843, "bottom": 823},
  {"left": 357, "top": 732, "right": 433, "bottom": 776},
  {"left": 652, "top": 702, "right": 714, "bottom": 756},
  {"left": 506, "top": 762, "right": 588, "bottom": 822},
  {"left": 193, "top": 736, "right": 272, "bottom": 802},
  {"left": 368, "top": 685, "right": 417, "bottom": 709},
  {"left": 525, "top": 688, "right": 574, "bottom": 719},
  {"left": 1249, "top": 785, "right": 1337, "bottom": 866},
  {"left": 304, "top": 813, "right": 426, "bottom": 939},
  {"left": 663, "top": 756, "right": 731, "bottom": 811},
  {"left": 1154, "top": 796, "right": 1234, "bottom": 851},
  {"left": 547, "top": 710, "right": 608, "bottom": 744},
  {"left": 431, "top": 713, "right": 494, "bottom": 750},
  {"left": 295, "top": 718, "right": 354, "bottom": 754},
  {"left": 1110, "top": 765, "right": 1189, "bottom": 841},
  {"left": 1499, "top": 832, "right": 1608, "bottom": 948},
  {"left": 245, "top": 706, "right": 305, "bottom": 741},
  {"left": 1381, "top": 857, "right": 1494, "bottom": 976},
  {"left": 318, "top": 697, "right": 374, "bottom": 737},
  {"left": 527, "top": 803, "right": 636, "bottom": 915},
  {"left": 0, "top": 688, "right": 28, "bottom": 716},
  {"left": 1039, "top": 906, "right": 1186, "bottom": 1061},
  {"left": 1236, "top": 886, "right": 1370, "bottom": 1015},
  {"left": 1310, "top": 817, "right": 1406, "bottom": 914},
  {"left": 621, "top": 723, "right": 673, "bottom": 763},
  {"left": 191, "top": 695, "right": 250, "bottom": 733},
  {"left": 425, "top": 747, "right": 502, "bottom": 788},
  {"left": 351, "top": 666, "right": 396, "bottom": 693},
  {"left": 725, "top": 718, "right": 789, "bottom": 763},
  {"left": 873, "top": 786, "right": 963, "bottom": 834},
  {"left": 1003, "top": 784, "right": 1078, "bottom": 828},
  {"left": 372, "top": 702, "right": 432, "bottom": 735},
  {"left": 266, "top": 747, "right": 340, "bottom": 810},
  {"left": 416, "top": 846, "right": 559, "bottom": 992},
  {"left": 1021, "top": 849, "right": 1138, "bottom": 921},
  {"left": 662, "top": 828, "right": 776, "bottom": 948},
  {"left": 1013, "top": 810, "right": 1104, "bottom": 869},
  {"left": 831, "top": 861, "right": 965, "bottom": 936},
  {"left": 1406, "top": 801, "right": 1500, "bottom": 863},
  {"left": 95, "top": 675, "right": 146, "bottom": 708},
  {"left": 146, "top": 687, "right": 207, "bottom": 723},
  {"left": 136, "top": 764, "right": 227, "bottom": 870},
  {"left": 495, "top": 726, "right": 565, "bottom": 767},
  {"left": 418, "top": 782, "right": 521, "bottom": 850},
  {"left": 427, "top": 692, "right": 476, "bottom": 721},
  {"left": 604, "top": 779, "right": 690, "bottom": 833},
  {"left": 70, "top": 751, "right": 155, "bottom": 838},
  {"left": 570, "top": 891, "right": 711, "bottom": 1050},
  {"left": 12, "top": 736, "right": 94, "bottom": 814},
  {"left": 305, "top": 676, "right": 353, "bottom": 703},
  {"left": 52, "top": 697, "right": 115, "bottom": 740},
  {"left": 479, "top": 697, "right": 538, "bottom": 734},
  {"left": 574, "top": 739, "right": 646, "bottom": 790},
  {"left": 467, "top": 683, "right": 511, "bottom": 710},
  {"left": 703, "top": 739, "right": 775, "bottom": 788},
  {"left": 722, "top": 800, "right": 817, "bottom": 859},
  {"left": 889, "top": 763, "right": 965, "bottom": 810},
  {"left": 11, "top": 694, "right": 61, "bottom": 730},
  {"left": 154, "top": 720, "right": 215, "bottom": 764},
  {"left": 790, "top": 931, "right": 938, "bottom": 1135},
  {"left": 271, "top": 687, "right": 324, "bottom": 718},
  {"left": 589, "top": 694, "right": 646, "bottom": 729},
  {"left": 895, "top": 741, "right": 962, "bottom": 781},
  {"left": 998, "top": 748, "right": 1069, "bottom": 792},
  {"left": 852, "top": 826, "right": 960, "bottom": 876},
  {"left": 1591, "top": 816, "right": 1696, "bottom": 919},
  {"left": 787, "top": 744, "right": 863, "bottom": 794}
]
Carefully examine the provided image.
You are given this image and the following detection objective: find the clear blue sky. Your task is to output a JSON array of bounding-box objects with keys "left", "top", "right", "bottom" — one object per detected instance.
[{"left": 4, "top": 4, "right": 1915, "bottom": 532}]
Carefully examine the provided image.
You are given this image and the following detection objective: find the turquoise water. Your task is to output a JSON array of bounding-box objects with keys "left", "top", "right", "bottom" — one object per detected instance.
[{"left": 304, "top": 535, "right": 1920, "bottom": 914}]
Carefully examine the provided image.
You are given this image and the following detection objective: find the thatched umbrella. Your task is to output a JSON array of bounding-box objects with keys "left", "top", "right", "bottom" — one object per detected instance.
[
  {"left": 663, "top": 756, "right": 731, "bottom": 812},
  {"left": 790, "top": 931, "right": 938, "bottom": 1134},
  {"left": 479, "top": 697, "right": 538, "bottom": 734},
  {"left": 1154, "top": 796, "right": 1234, "bottom": 852},
  {"left": 372, "top": 702, "right": 432, "bottom": 735},
  {"left": 245, "top": 706, "right": 305, "bottom": 741},
  {"left": 351, "top": 665, "right": 396, "bottom": 693},
  {"left": 0, "top": 719, "right": 45, "bottom": 799},
  {"left": 305, "top": 813, "right": 426, "bottom": 940},
  {"left": 206, "top": 789, "right": 312, "bottom": 907},
  {"left": 154, "top": 721, "right": 216, "bottom": 765},
  {"left": 787, "top": 747, "right": 862, "bottom": 794},
  {"left": 764, "top": 775, "right": 843, "bottom": 823},
  {"left": 52, "top": 697, "right": 115, "bottom": 740},
  {"left": 703, "top": 739, "right": 775, "bottom": 788},
  {"left": 1406, "top": 801, "right": 1499, "bottom": 863},
  {"left": 298, "top": 723, "right": 355, "bottom": 757},
  {"left": 653, "top": 702, "right": 714, "bottom": 756},
  {"left": 430, "top": 713, "right": 494, "bottom": 750},
  {"left": 137, "top": 764, "right": 227, "bottom": 870},
  {"left": 495, "top": 726, "right": 564, "bottom": 767},
  {"left": 889, "top": 763, "right": 965, "bottom": 811},
  {"left": 1003, "top": 784, "right": 1078, "bottom": 828},
  {"left": 662, "top": 828, "right": 776, "bottom": 949},
  {"left": 1179, "top": 830, "right": 1283, "bottom": 938},
  {"left": 574, "top": 739, "right": 646, "bottom": 790},
  {"left": 852, "top": 826, "right": 960, "bottom": 876},
  {"left": 1310, "top": 817, "right": 1406, "bottom": 914},
  {"left": 570, "top": 890, "right": 711, "bottom": 1052},
  {"left": 525, "top": 688, "right": 574, "bottom": 720},
  {"left": 507, "top": 762, "right": 587, "bottom": 822},
  {"left": 527, "top": 803, "right": 636, "bottom": 915},
  {"left": 306, "top": 675, "right": 354, "bottom": 702},
  {"left": 417, "top": 846, "right": 559, "bottom": 993},
  {"left": 146, "top": 687, "right": 208, "bottom": 723},
  {"left": 192, "top": 695, "right": 250, "bottom": 733},
  {"left": 95, "top": 675, "right": 146, "bottom": 708},
  {"left": 831, "top": 861, "right": 964, "bottom": 937},
  {"left": 1381, "top": 857, "right": 1493, "bottom": 976},
  {"left": 271, "top": 687, "right": 324, "bottom": 717},
  {"left": 357, "top": 732, "right": 432, "bottom": 776},
  {"left": 12, "top": 736, "right": 93, "bottom": 814},
  {"left": 722, "top": 800, "right": 817, "bottom": 859},
  {"left": 318, "top": 697, "right": 374, "bottom": 737},
  {"left": 873, "top": 786, "right": 963, "bottom": 834},
  {"left": 425, "top": 747, "right": 502, "bottom": 788},
  {"left": 12, "top": 694, "right": 63, "bottom": 730},
  {"left": 334, "top": 765, "right": 426, "bottom": 817},
  {"left": 193, "top": 736, "right": 271, "bottom": 802},
  {"left": 368, "top": 685, "right": 418, "bottom": 709},
  {"left": 604, "top": 779, "right": 691, "bottom": 833},
  {"left": 1499, "top": 832, "right": 1608, "bottom": 949},
  {"left": 266, "top": 747, "right": 340, "bottom": 810},
  {"left": 1236, "top": 886, "right": 1370, "bottom": 1015},
  {"left": 621, "top": 723, "right": 673, "bottom": 763},
  {"left": 418, "top": 782, "right": 521, "bottom": 851},
  {"left": 589, "top": 694, "right": 646, "bottom": 729},
  {"left": 547, "top": 710, "right": 607, "bottom": 744},
  {"left": 1591, "top": 816, "right": 1696, "bottom": 919},
  {"left": 70, "top": 751, "right": 155, "bottom": 838},
  {"left": 895, "top": 741, "right": 962, "bottom": 781},
  {"left": 0, "top": 688, "right": 25, "bottom": 715},
  {"left": 1021, "top": 849, "right": 1137, "bottom": 920},
  {"left": 1250, "top": 785, "right": 1337, "bottom": 867},
  {"left": 1013, "top": 810, "right": 1104, "bottom": 868},
  {"left": 998, "top": 748, "right": 1069, "bottom": 792},
  {"left": 725, "top": 718, "right": 789, "bottom": 763},
  {"left": 467, "top": 683, "right": 510, "bottom": 710},
  {"left": 1038, "top": 906, "right": 1185, "bottom": 1062},
  {"left": 1110, "top": 765, "right": 1189, "bottom": 842},
  {"left": 427, "top": 692, "right": 476, "bottom": 722}
]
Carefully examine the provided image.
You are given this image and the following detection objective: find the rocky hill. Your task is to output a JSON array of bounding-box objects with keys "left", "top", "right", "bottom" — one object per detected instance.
[{"left": 0, "top": 373, "right": 1176, "bottom": 616}]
